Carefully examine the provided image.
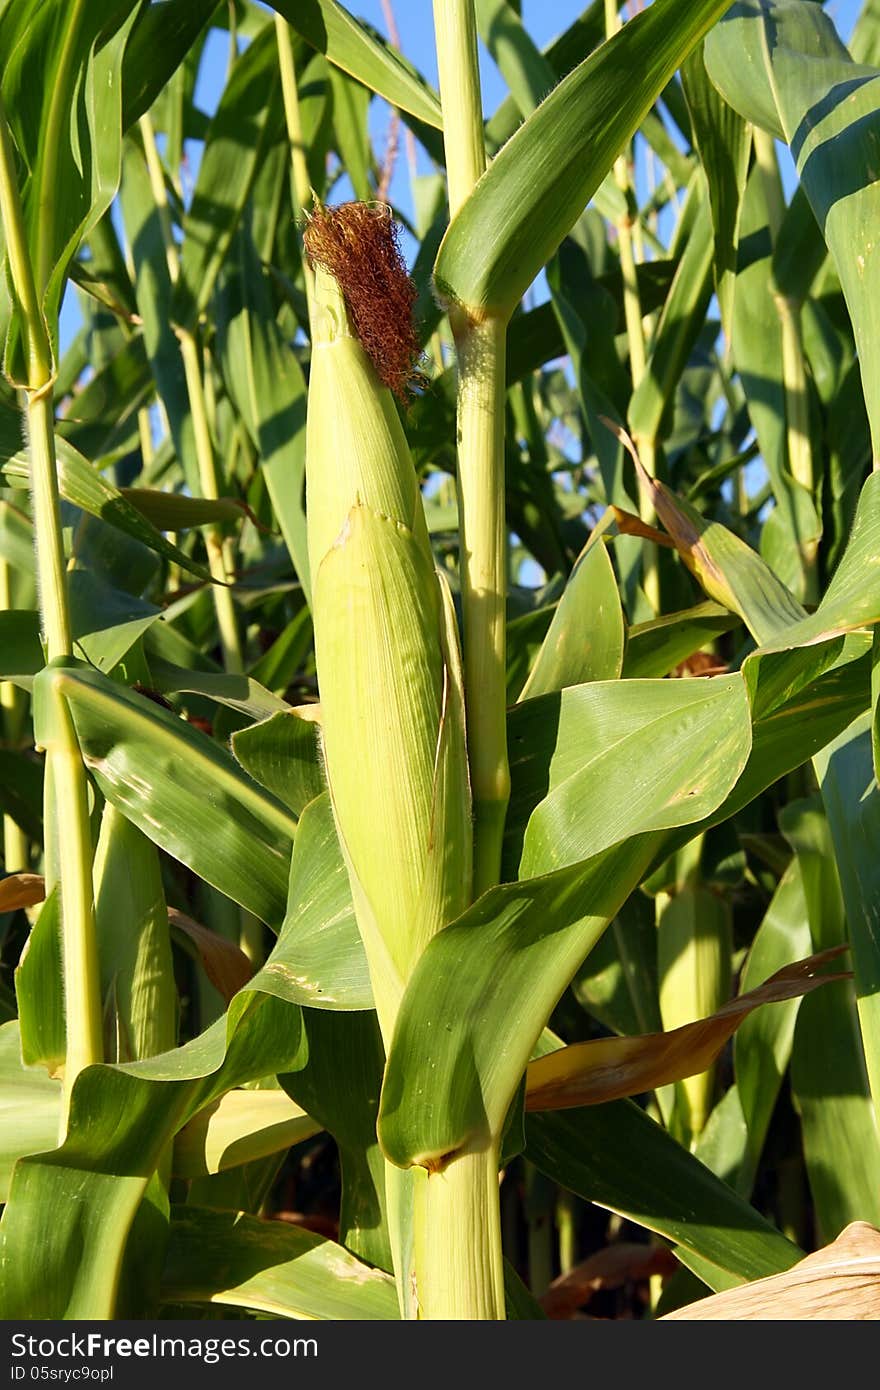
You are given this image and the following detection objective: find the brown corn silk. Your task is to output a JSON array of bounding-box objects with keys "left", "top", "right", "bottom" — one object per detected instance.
[{"left": 303, "top": 201, "right": 420, "bottom": 400}]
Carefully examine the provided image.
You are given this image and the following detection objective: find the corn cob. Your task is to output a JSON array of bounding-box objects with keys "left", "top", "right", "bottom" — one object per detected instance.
[{"left": 304, "top": 203, "right": 472, "bottom": 1045}]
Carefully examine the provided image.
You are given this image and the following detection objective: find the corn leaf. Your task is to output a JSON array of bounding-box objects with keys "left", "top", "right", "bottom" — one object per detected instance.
[
  {"left": 173, "top": 27, "right": 282, "bottom": 332},
  {"left": 272, "top": 0, "right": 442, "bottom": 130},
  {"left": 519, "top": 538, "right": 623, "bottom": 700},
  {"left": 215, "top": 228, "right": 311, "bottom": 602},
  {"left": 173, "top": 1091, "right": 320, "bottom": 1179},
  {"left": 276, "top": 794, "right": 370, "bottom": 1012},
  {"left": 380, "top": 674, "right": 751, "bottom": 1168},
  {"left": 681, "top": 41, "right": 751, "bottom": 342},
  {"left": 622, "top": 602, "right": 738, "bottom": 679},
  {"left": 815, "top": 712, "right": 880, "bottom": 1123},
  {"left": 162, "top": 1207, "right": 398, "bottom": 1319},
  {"left": 2, "top": 435, "right": 211, "bottom": 580},
  {"left": 232, "top": 711, "right": 325, "bottom": 820},
  {"left": 14, "top": 891, "right": 64, "bottom": 1071},
  {"left": 0, "top": 1022, "right": 60, "bottom": 1201},
  {"left": 281, "top": 1008, "right": 390, "bottom": 1269},
  {"left": 784, "top": 797, "right": 880, "bottom": 1239},
  {"left": 515, "top": 673, "right": 751, "bottom": 879},
  {"left": 0, "top": 849, "right": 371, "bottom": 1318},
  {"left": 0, "top": 0, "right": 139, "bottom": 377},
  {"left": 524, "top": 1094, "right": 801, "bottom": 1290},
  {"left": 434, "top": 0, "right": 734, "bottom": 319},
  {"left": 706, "top": 0, "right": 880, "bottom": 456},
  {"left": 627, "top": 180, "right": 715, "bottom": 447},
  {"left": 525, "top": 947, "right": 848, "bottom": 1111},
  {"left": 148, "top": 661, "right": 291, "bottom": 723},
  {"left": 734, "top": 860, "right": 812, "bottom": 1195},
  {"left": 121, "top": 0, "right": 217, "bottom": 131},
  {"left": 43, "top": 663, "right": 295, "bottom": 927}
]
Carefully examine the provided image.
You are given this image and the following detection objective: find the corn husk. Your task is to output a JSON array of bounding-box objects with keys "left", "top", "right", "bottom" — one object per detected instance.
[{"left": 306, "top": 266, "right": 471, "bottom": 1040}]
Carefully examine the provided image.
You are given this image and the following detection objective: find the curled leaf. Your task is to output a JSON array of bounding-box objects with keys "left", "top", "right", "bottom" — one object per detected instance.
[
  {"left": 169, "top": 908, "right": 254, "bottom": 1003},
  {"left": 0, "top": 873, "right": 46, "bottom": 913},
  {"left": 525, "top": 946, "right": 849, "bottom": 1112}
]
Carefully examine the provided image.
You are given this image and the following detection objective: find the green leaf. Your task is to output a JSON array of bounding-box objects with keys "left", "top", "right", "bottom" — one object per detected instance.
[
  {"left": 119, "top": 489, "right": 258, "bottom": 532},
  {"left": 792, "top": 980, "right": 880, "bottom": 1239},
  {"left": 162, "top": 1207, "right": 398, "bottom": 1319},
  {"left": 247, "top": 608, "right": 313, "bottom": 697},
  {"left": 232, "top": 710, "right": 324, "bottom": 818},
  {"left": 57, "top": 331, "right": 153, "bottom": 460},
  {"left": 379, "top": 675, "right": 751, "bottom": 1168},
  {"left": 0, "top": 1022, "right": 60, "bottom": 1201},
  {"left": 149, "top": 660, "right": 291, "bottom": 724},
  {"left": 118, "top": 141, "right": 200, "bottom": 496},
  {"left": 215, "top": 228, "right": 310, "bottom": 601},
  {"left": 628, "top": 179, "right": 715, "bottom": 448},
  {"left": 13, "top": 889, "right": 63, "bottom": 1077},
  {"left": 636, "top": 459, "right": 880, "bottom": 654},
  {"left": 782, "top": 796, "right": 880, "bottom": 1240},
  {"left": 275, "top": 794, "right": 371, "bottom": 1012},
  {"left": 272, "top": 0, "right": 442, "bottom": 129},
  {"left": 0, "top": 992, "right": 305, "bottom": 1318},
  {"left": 0, "top": 498, "right": 34, "bottom": 581},
  {"left": 681, "top": 40, "right": 751, "bottom": 341},
  {"left": 734, "top": 859, "right": 811, "bottom": 1194},
  {"left": 0, "top": 610, "right": 42, "bottom": 683},
  {"left": 514, "top": 674, "right": 751, "bottom": 879},
  {"left": 622, "top": 602, "right": 738, "bottom": 679},
  {"left": 93, "top": 806, "right": 176, "bottom": 1064},
  {"left": 281, "top": 1009, "right": 389, "bottom": 1268},
  {"left": 0, "top": 749, "right": 43, "bottom": 840},
  {"left": 173, "top": 1090, "right": 320, "bottom": 1179},
  {"left": 758, "top": 473, "right": 880, "bottom": 652},
  {"left": 45, "top": 662, "right": 295, "bottom": 928},
  {"left": 519, "top": 538, "right": 624, "bottom": 700},
  {"left": 328, "top": 67, "right": 372, "bottom": 202},
  {"left": 0, "top": 837, "right": 371, "bottom": 1318},
  {"left": 434, "top": 0, "right": 734, "bottom": 319},
  {"left": 572, "top": 892, "right": 661, "bottom": 1037},
  {"left": 68, "top": 570, "right": 161, "bottom": 674},
  {"left": 706, "top": 0, "right": 880, "bottom": 455},
  {"left": 476, "top": 0, "right": 556, "bottom": 117},
  {"left": 525, "top": 1099, "right": 801, "bottom": 1290},
  {"left": 486, "top": 0, "right": 616, "bottom": 149},
  {"left": 0, "top": 435, "right": 212, "bottom": 580},
  {"left": 173, "top": 27, "right": 283, "bottom": 332},
  {"left": 815, "top": 714, "right": 880, "bottom": 1125},
  {"left": 121, "top": 0, "right": 217, "bottom": 131}
]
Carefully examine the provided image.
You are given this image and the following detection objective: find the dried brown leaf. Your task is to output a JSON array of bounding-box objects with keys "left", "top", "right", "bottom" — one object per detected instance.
[
  {"left": 541, "top": 1244, "right": 678, "bottom": 1318},
  {"left": 525, "top": 946, "right": 849, "bottom": 1111},
  {"left": 0, "top": 872, "right": 46, "bottom": 913},
  {"left": 169, "top": 908, "right": 254, "bottom": 1003}
]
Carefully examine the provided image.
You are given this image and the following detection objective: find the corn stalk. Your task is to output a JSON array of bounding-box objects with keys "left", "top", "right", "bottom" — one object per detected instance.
[
  {"left": 433, "top": 0, "right": 510, "bottom": 900},
  {"left": 0, "top": 96, "right": 102, "bottom": 1122}
]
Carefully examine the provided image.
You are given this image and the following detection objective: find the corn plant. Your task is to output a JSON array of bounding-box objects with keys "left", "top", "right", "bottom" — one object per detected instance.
[{"left": 1, "top": 0, "right": 880, "bottom": 1323}]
